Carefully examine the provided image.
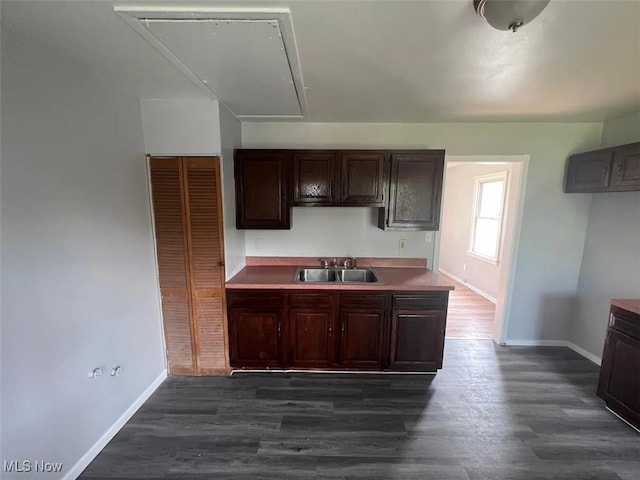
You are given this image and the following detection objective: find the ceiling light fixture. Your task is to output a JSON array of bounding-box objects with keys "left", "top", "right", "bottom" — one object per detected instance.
[{"left": 474, "top": 0, "right": 550, "bottom": 32}]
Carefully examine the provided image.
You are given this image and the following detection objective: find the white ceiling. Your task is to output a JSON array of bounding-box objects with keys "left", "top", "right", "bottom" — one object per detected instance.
[
  {"left": 2, "top": 0, "right": 640, "bottom": 122},
  {"left": 143, "top": 19, "right": 303, "bottom": 117}
]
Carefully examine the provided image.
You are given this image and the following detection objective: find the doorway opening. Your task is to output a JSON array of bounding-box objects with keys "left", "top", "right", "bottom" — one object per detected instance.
[{"left": 433, "top": 156, "right": 528, "bottom": 343}]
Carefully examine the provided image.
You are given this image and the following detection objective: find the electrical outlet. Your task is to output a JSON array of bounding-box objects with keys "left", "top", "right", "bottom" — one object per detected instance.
[
  {"left": 424, "top": 232, "right": 434, "bottom": 243},
  {"left": 399, "top": 239, "right": 407, "bottom": 251}
]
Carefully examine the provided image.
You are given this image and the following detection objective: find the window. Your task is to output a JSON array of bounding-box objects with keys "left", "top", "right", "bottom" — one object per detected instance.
[{"left": 469, "top": 172, "right": 507, "bottom": 263}]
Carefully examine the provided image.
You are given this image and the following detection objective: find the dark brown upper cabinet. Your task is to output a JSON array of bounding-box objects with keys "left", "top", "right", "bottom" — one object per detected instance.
[
  {"left": 565, "top": 149, "right": 613, "bottom": 192},
  {"left": 611, "top": 142, "right": 640, "bottom": 191},
  {"left": 292, "top": 150, "right": 385, "bottom": 206},
  {"left": 565, "top": 142, "right": 640, "bottom": 193},
  {"left": 235, "top": 149, "right": 446, "bottom": 229},
  {"left": 235, "top": 149, "right": 291, "bottom": 229},
  {"left": 340, "top": 151, "right": 386, "bottom": 206},
  {"left": 378, "top": 150, "right": 445, "bottom": 231},
  {"left": 292, "top": 151, "right": 339, "bottom": 205}
]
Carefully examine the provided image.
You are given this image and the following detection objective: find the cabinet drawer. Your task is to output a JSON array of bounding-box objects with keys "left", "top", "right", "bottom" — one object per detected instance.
[
  {"left": 340, "top": 293, "right": 387, "bottom": 309},
  {"left": 288, "top": 292, "right": 336, "bottom": 308},
  {"left": 392, "top": 292, "right": 448, "bottom": 310},
  {"left": 610, "top": 306, "right": 640, "bottom": 340},
  {"left": 227, "top": 290, "right": 284, "bottom": 309}
]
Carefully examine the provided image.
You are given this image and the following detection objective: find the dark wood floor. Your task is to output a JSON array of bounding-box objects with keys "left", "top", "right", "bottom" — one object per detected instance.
[{"left": 81, "top": 340, "right": 639, "bottom": 480}]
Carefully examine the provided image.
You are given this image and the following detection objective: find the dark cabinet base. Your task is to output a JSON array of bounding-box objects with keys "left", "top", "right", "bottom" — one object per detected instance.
[
  {"left": 227, "top": 289, "right": 449, "bottom": 373},
  {"left": 597, "top": 302, "right": 640, "bottom": 430}
]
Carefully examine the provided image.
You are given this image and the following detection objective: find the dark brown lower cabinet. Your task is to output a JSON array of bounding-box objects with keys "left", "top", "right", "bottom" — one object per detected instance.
[
  {"left": 339, "top": 309, "right": 385, "bottom": 369},
  {"left": 227, "top": 291, "right": 286, "bottom": 368},
  {"left": 389, "top": 309, "right": 446, "bottom": 371},
  {"left": 597, "top": 302, "right": 640, "bottom": 429},
  {"left": 228, "top": 310, "right": 283, "bottom": 368},
  {"left": 289, "top": 308, "right": 336, "bottom": 367},
  {"left": 226, "top": 289, "right": 449, "bottom": 372}
]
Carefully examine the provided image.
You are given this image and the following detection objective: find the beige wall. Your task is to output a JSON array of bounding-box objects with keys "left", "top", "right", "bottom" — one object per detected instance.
[
  {"left": 601, "top": 110, "right": 640, "bottom": 148},
  {"left": 139, "top": 99, "right": 245, "bottom": 280},
  {"left": 571, "top": 110, "right": 640, "bottom": 361},
  {"left": 218, "top": 104, "right": 246, "bottom": 279},
  {"left": 242, "top": 121, "right": 603, "bottom": 343},
  {"left": 440, "top": 162, "right": 521, "bottom": 301},
  {"left": 2, "top": 27, "right": 166, "bottom": 477}
]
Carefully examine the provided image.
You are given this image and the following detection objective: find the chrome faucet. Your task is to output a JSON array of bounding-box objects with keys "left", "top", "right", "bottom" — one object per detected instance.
[
  {"left": 343, "top": 257, "right": 357, "bottom": 269},
  {"left": 319, "top": 259, "right": 329, "bottom": 268}
]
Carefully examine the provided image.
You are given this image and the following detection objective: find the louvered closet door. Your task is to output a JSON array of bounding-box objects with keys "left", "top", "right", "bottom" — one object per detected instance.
[
  {"left": 149, "top": 157, "right": 196, "bottom": 374},
  {"left": 183, "top": 158, "right": 228, "bottom": 374}
]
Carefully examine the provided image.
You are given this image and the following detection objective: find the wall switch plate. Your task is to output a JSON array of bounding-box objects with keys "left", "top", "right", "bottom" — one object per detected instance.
[
  {"left": 463, "top": 264, "right": 467, "bottom": 272},
  {"left": 424, "top": 232, "right": 433, "bottom": 243},
  {"left": 399, "top": 239, "right": 407, "bottom": 251},
  {"left": 255, "top": 238, "right": 264, "bottom": 250}
]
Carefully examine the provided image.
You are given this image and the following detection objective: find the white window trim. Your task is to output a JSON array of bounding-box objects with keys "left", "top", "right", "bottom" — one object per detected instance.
[{"left": 467, "top": 171, "right": 508, "bottom": 264}]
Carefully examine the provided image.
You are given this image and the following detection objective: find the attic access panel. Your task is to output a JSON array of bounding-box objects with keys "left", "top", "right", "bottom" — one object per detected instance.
[
  {"left": 145, "top": 19, "right": 301, "bottom": 118},
  {"left": 115, "top": 5, "right": 307, "bottom": 119}
]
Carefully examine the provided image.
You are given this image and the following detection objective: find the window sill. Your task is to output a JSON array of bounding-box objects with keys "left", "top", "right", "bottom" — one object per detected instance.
[{"left": 466, "top": 250, "right": 499, "bottom": 265}]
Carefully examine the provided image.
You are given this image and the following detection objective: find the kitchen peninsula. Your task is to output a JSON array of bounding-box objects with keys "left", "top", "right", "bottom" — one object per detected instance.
[{"left": 226, "top": 257, "right": 454, "bottom": 373}]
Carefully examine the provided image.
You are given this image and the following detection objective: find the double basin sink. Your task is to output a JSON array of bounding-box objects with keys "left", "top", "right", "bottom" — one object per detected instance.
[{"left": 294, "top": 266, "right": 383, "bottom": 284}]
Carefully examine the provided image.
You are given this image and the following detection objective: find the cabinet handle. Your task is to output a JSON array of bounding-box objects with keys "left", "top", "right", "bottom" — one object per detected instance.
[
  {"left": 341, "top": 323, "right": 345, "bottom": 335},
  {"left": 602, "top": 167, "right": 608, "bottom": 175},
  {"left": 277, "top": 323, "right": 281, "bottom": 337},
  {"left": 328, "top": 325, "right": 333, "bottom": 334},
  {"left": 616, "top": 162, "right": 623, "bottom": 177}
]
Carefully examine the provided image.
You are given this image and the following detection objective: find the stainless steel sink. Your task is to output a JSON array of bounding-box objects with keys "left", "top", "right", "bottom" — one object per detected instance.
[
  {"left": 294, "top": 267, "right": 382, "bottom": 284},
  {"left": 336, "top": 268, "right": 382, "bottom": 283},
  {"left": 296, "top": 267, "right": 338, "bottom": 283}
]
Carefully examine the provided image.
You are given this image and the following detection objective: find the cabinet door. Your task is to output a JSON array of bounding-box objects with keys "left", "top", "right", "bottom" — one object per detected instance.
[
  {"left": 289, "top": 308, "right": 336, "bottom": 367},
  {"left": 611, "top": 142, "right": 640, "bottom": 192},
  {"left": 565, "top": 150, "right": 613, "bottom": 192},
  {"left": 293, "top": 151, "right": 339, "bottom": 205},
  {"left": 597, "top": 328, "right": 640, "bottom": 429},
  {"left": 340, "top": 151, "right": 385, "bottom": 206},
  {"left": 228, "top": 310, "right": 283, "bottom": 368},
  {"left": 389, "top": 309, "right": 445, "bottom": 371},
  {"left": 339, "top": 309, "right": 385, "bottom": 369},
  {"left": 383, "top": 151, "right": 444, "bottom": 230},
  {"left": 235, "top": 150, "right": 291, "bottom": 229}
]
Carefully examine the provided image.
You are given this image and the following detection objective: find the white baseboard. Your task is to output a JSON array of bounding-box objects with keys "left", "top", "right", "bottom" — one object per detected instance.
[
  {"left": 566, "top": 341, "right": 602, "bottom": 366},
  {"left": 504, "top": 340, "right": 601, "bottom": 365},
  {"left": 505, "top": 339, "right": 568, "bottom": 347},
  {"left": 63, "top": 369, "right": 167, "bottom": 480},
  {"left": 438, "top": 268, "right": 497, "bottom": 304},
  {"left": 606, "top": 407, "right": 640, "bottom": 433}
]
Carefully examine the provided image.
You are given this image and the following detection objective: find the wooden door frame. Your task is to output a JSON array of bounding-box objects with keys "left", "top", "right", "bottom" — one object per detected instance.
[
  {"left": 433, "top": 154, "right": 529, "bottom": 345},
  {"left": 146, "top": 156, "right": 230, "bottom": 375}
]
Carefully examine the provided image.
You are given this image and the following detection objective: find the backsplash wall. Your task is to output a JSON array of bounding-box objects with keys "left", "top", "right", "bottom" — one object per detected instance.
[{"left": 244, "top": 207, "right": 435, "bottom": 267}]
